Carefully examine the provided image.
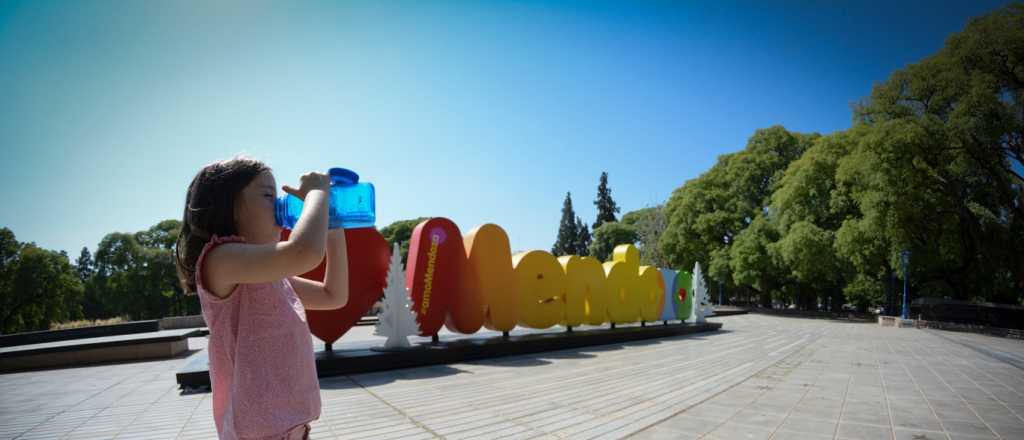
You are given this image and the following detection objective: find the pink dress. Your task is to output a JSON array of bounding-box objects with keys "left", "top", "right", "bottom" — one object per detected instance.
[{"left": 196, "top": 235, "right": 322, "bottom": 440}]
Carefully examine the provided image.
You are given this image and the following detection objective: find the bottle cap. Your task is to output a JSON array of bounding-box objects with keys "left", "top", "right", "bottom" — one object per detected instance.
[{"left": 328, "top": 167, "right": 359, "bottom": 185}]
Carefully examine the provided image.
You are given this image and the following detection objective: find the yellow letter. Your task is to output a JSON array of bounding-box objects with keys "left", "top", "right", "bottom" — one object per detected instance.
[
  {"left": 603, "top": 244, "right": 642, "bottom": 323},
  {"left": 637, "top": 265, "right": 665, "bottom": 322},
  {"left": 558, "top": 255, "right": 609, "bottom": 326},
  {"left": 512, "top": 250, "right": 565, "bottom": 329}
]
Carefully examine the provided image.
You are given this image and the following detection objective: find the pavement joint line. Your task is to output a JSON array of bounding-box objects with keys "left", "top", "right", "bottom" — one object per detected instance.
[
  {"left": 622, "top": 326, "right": 824, "bottom": 439},
  {"left": 922, "top": 329, "right": 1024, "bottom": 403},
  {"left": 906, "top": 335, "right": 1003, "bottom": 440},
  {"left": 924, "top": 328, "right": 1024, "bottom": 372},
  {"left": 922, "top": 331, "right": 1024, "bottom": 426},
  {"left": 894, "top": 339, "right": 954, "bottom": 440},
  {"left": 401, "top": 330, "right": 764, "bottom": 429},
  {"left": 11, "top": 368, "right": 148, "bottom": 440},
  {"left": 172, "top": 387, "right": 207, "bottom": 439},
  {"left": 759, "top": 346, "right": 819, "bottom": 440},
  {"left": 436, "top": 336, "right": 749, "bottom": 438},
  {"left": 575, "top": 360, "right": 756, "bottom": 439},
  {"left": 829, "top": 371, "right": 853, "bottom": 440},
  {"left": 880, "top": 339, "right": 901, "bottom": 440},
  {"left": 348, "top": 374, "right": 443, "bottom": 439},
  {"left": 699, "top": 338, "right": 817, "bottom": 439}
]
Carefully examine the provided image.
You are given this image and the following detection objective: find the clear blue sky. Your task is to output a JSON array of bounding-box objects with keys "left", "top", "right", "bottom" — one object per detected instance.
[{"left": 0, "top": 0, "right": 1013, "bottom": 257}]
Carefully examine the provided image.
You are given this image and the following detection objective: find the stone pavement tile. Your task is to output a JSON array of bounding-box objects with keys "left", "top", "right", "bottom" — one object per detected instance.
[
  {"left": 971, "top": 409, "right": 1022, "bottom": 428},
  {"left": 629, "top": 425, "right": 699, "bottom": 440},
  {"left": 776, "top": 416, "right": 836, "bottom": 436},
  {"left": 745, "top": 400, "right": 793, "bottom": 415},
  {"left": 890, "top": 409, "right": 944, "bottom": 432},
  {"left": 836, "top": 422, "right": 893, "bottom": 440},
  {"left": 444, "top": 421, "right": 523, "bottom": 440},
  {"left": 845, "top": 388, "right": 885, "bottom": 403},
  {"left": 940, "top": 419, "right": 996, "bottom": 438},
  {"left": 841, "top": 412, "right": 892, "bottom": 427},
  {"left": 347, "top": 426, "right": 433, "bottom": 440},
  {"left": 984, "top": 422, "right": 1024, "bottom": 440},
  {"left": 798, "top": 394, "right": 839, "bottom": 413},
  {"left": 730, "top": 408, "right": 786, "bottom": 431},
  {"left": 928, "top": 400, "right": 973, "bottom": 419},
  {"left": 704, "top": 422, "right": 774, "bottom": 440},
  {"left": 770, "top": 430, "right": 831, "bottom": 440},
  {"left": 707, "top": 389, "right": 763, "bottom": 407},
  {"left": 893, "top": 428, "right": 949, "bottom": 440},
  {"left": 955, "top": 388, "right": 1001, "bottom": 405},
  {"left": 945, "top": 433, "right": 998, "bottom": 440},
  {"left": 756, "top": 389, "right": 805, "bottom": 405},
  {"left": 932, "top": 409, "right": 984, "bottom": 425},
  {"left": 655, "top": 414, "right": 716, "bottom": 436},
  {"left": 1008, "top": 403, "right": 1024, "bottom": 416},
  {"left": 681, "top": 403, "right": 742, "bottom": 423},
  {"left": 791, "top": 402, "right": 842, "bottom": 421}
]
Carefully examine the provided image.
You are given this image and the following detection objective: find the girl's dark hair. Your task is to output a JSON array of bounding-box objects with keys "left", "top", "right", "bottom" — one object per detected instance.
[{"left": 175, "top": 156, "right": 271, "bottom": 294}]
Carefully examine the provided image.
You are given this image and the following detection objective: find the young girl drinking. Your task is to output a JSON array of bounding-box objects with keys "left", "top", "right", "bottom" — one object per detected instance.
[{"left": 175, "top": 157, "right": 349, "bottom": 440}]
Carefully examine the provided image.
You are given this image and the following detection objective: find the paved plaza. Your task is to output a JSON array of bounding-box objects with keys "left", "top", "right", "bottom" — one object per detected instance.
[{"left": 1, "top": 314, "right": 1023, "bottom": 440}]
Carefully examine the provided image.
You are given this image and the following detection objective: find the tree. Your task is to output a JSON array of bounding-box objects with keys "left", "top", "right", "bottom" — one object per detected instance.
[
  {"left": 379, "top": 218, "right": 429, "bottom": 265},
  {"left": 728, "top": 214, "right": 784, "bottom": 307},
  {"left": 0, "top": 228, "right": 20, "bottom": 308},
  {"left": 574, "top": 216, "right": 591, "bottom": 256},
  {"left": 846, "top": 4, "right": 1023, "bottom": 302},
  {"left": 552, "top": 192, "right": 579, "bottom": 256},
  {"left": 662, "top": 126, "right": 814, "bottom": 300},
  {"left": 0, "top": 230, "right": 83, "bottom": 334},
  {"left": 623, "top": 206, "right": 668, "bottom": 267},
  {"left": 75, "top": 247, "right": 94, "bottom": 282},
  {"left": 89, "top": 222, "right": 188, "bottom": 320},
  {"left": 593, "top": 172, "right": 620, "bottom": 230},
  {"left": 588, "top": 222, "right": 638, "bottom": 262},
  {"left": 135, "top": 220, "right": 181, "bottom": 250}
]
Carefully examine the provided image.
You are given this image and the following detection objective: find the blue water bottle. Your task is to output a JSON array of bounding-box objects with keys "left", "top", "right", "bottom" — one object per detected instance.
[{"left": 275, "top": 168, "right": 376, "bottom": 230}]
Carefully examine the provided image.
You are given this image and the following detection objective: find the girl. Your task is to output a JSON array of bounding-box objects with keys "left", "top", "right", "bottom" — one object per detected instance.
[{"left": 175, "top": 157, "right": 349, "bottom": 440}]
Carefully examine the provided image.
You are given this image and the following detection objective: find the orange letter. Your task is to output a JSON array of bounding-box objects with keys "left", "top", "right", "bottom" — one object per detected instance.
[{"left": 463, "top": 224, "right": 517, "bottom": 332}]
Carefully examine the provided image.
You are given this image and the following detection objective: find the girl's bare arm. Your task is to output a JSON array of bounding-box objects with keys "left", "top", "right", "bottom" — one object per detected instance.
[{"left": 289, "top": 229, "right": 349, "bottom": 310}]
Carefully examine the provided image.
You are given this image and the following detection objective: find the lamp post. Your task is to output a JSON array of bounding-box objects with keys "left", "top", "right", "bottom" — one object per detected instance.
[
  {"left": 718, "top": 281, "right": 723, "bottom": 305},
  {"left": 900, "top": 250, "right": 910, "bottom": 320}
]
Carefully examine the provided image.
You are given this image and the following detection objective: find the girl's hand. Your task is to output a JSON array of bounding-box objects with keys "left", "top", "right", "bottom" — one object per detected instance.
[{"left": 282, "top": 172, "right": 330, "bottom": 200}]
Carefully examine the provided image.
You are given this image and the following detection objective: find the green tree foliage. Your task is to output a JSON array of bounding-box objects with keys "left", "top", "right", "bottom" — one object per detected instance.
[
  {"left": 844, "top": 4, "right": 1024, "bottom": 302},
  {"left": 379, "top": 217, "right": 429, "bottom": 265},
  {"left": 88, "top": 221, "right": 186, "bottom": 320},
  {"left": 727, "top": 214, "right": 783, "bottom": 307},
  {"left": 0, "top": 228, "right": 84, "bottom": 334},
  {"left": 593, "top": 172, "right": 620, "bottom": 230},
  {"left": 661, "top": 126, "right": 815, "bottom": 304},
  {"left": 135, "top": 219, "right": 181, "bottom": 250},
  {"left": 588, "top": 222, "right": 638, "bottom": 262},
  {"left": 552, "top": 192, "right": 579, "bottom": 256},
  {"left": 623, "top": 206, "right": 668, "bottom": 267},
  {"left": 574, "top": 216, "right": 591, "bottom": 256},
  {"left": 75, "top": 247, "right": 94, "bottom": 282},
  {"left": 662, "top": 5, "right": 1024, "bottom": 309}
]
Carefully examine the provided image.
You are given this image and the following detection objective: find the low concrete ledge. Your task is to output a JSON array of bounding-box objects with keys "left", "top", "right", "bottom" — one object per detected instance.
[
  {"left": 0, "top": 328, "right": 203, "bottom": 373},
  {"left": 158, "top": 315, "right": 207, "bottom": 330},
  {"left": 880, "top": 315, "right": 1024, "bottom": 339},
  {"left": 0, "top": 320, "right": 161, "bottom": 347}
]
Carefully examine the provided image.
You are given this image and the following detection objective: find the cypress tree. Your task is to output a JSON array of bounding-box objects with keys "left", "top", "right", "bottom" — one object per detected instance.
[
  {"left": 552, "top": 192, "right": 579, "bottom": 256},
  {"left": 575, "top": 216, "right": 591, "bottom": 256},
  {"left": 593, "top": 172, "right": 620, "bottom": 230}
]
